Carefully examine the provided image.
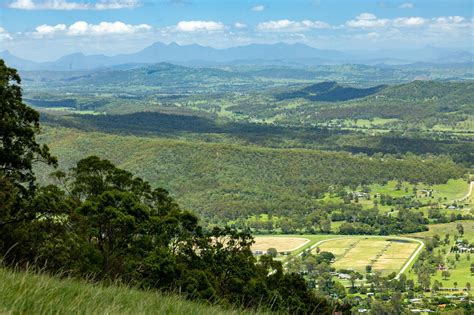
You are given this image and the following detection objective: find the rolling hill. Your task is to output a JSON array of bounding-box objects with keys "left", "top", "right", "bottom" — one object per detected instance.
[{"left": 276, "top": 81, "right": 386, "bottom": 102}]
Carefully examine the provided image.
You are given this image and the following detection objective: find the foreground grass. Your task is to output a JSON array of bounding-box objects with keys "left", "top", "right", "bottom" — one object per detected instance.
[{"left": 0, "top": 268, "right": 251, "bottom": 315}]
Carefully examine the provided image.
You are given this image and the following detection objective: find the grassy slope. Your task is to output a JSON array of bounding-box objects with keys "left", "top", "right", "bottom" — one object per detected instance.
[
  {"left": 0, "top": 268, "right": 251, "bottom": 315},
  {"left": 359, "top": 179, "right": 472, "bottom": 216},
  {"left": 405, "top": 220, "right": 474, "bottom": 291},
  {"left": 410, "top": 221, "right": 474, "bottom": 242}
]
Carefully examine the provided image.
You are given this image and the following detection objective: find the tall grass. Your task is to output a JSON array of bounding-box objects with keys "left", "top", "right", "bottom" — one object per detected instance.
[{"left": 0, "top": 267, "right": 253, "bottom": 315}]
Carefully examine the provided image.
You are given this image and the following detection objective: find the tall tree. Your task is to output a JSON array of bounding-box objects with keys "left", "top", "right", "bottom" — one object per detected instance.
[
  {"left": 0, "top": 60, "right": 57, "bottom": 239},
  {"left": 0, "top": 59, "right": 56, "bottom": 191}
]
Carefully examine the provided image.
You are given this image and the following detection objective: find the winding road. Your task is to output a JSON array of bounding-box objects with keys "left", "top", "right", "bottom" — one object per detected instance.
[{"left": 455, "top": 181, "right": 474, "bottom": 202}]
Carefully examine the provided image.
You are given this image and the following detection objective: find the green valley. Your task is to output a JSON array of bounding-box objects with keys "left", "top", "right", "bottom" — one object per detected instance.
[{"left": 2, "top": 50, "right": 473, "bottom": 314}]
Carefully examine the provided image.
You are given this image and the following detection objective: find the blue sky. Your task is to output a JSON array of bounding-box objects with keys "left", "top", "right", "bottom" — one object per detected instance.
[{"left": 0, "top": 0, "right": 472, "bottom": 61}]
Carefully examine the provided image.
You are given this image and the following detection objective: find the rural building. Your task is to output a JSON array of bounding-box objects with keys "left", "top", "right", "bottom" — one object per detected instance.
[
  {"left": 337, "top": 273, "right": 351, "bottom": 280},
  {"left": 418, "top": 189, "right": 433, "bottom": 197},
  {"left": 437, "top": 265, "right": 447, "bottom": 271},
  {"left": 350, "top": 192, "right": 371, "bottom": 199}
]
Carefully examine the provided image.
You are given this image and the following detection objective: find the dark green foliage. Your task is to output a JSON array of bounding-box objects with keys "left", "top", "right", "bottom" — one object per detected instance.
[
  {"left": 35, "top": 126, "right": 465, "bottom": 225},
  {"left": 315, "top": 251, "right": 335, "bottom": 264},
  {"left": 0, "top": 61, "right": 58, "bottom": 252},
  {"left": 333, "top": 207, "right": 430, "bottom": 235},
  {"left": 41, "top": 110, "right": 474, "bottom": 165},
  {"left": 0, "top": 60, "right": 56, "bottom": 190},
  {"left": 2, "top": 155, "right": 335, "bottom": 313},
  {"left": 276, "top": 81, "right": 386, "bottom": 102},
  {"left": 279, "top": 81, "right": 474, "bottom": 129}
]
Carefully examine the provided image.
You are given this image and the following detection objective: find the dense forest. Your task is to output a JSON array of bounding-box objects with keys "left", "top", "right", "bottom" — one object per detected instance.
[
  {"left": 35, "top": 126, "right": 466, "bottom": 224},
  {"left": 41, "top": 111, "right": 474, "bottom": 165}
]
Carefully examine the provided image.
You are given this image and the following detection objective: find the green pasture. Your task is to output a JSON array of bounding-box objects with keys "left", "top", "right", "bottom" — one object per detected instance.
[
  {"left": 431, "top": 254, "right": 472, "bottom": 290},
  {"left": 355, "top": 179, "right": 472, "bottom": 216},
  {"left": 406, "top": 221, "right": 474, "bottom": 292},
  {"left": 410, "top": 220, "right": 474, "bottom": 242}
]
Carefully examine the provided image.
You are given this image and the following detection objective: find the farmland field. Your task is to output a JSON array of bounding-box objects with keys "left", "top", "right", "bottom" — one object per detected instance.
[
  {"left": 253, "top": 235, "right": 339, "bottom": 255},
  {"left": 316, "top": 237, "right": 421, "bottom": 276},
  {"left": 253, "top": 235, "right": 422, "bottom": 277},
  {"left": 251, "top": 237, "right": 309, "bottom": 252}
]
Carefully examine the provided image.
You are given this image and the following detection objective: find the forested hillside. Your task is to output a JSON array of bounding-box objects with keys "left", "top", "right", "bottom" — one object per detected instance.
[
  {"left": 275, "top": 81, "right": 386, "bottom": 102},
  {"left": 36, "top": 127, "right": 465, "bottom": 224},
  {"left": 41, "top": 111, "right": 474, "bottom": 165}
]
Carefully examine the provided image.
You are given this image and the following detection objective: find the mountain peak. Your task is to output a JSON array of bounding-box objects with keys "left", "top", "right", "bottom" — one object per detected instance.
[{"left": 57, "top": 52, "right": 86, "bottom": 59}]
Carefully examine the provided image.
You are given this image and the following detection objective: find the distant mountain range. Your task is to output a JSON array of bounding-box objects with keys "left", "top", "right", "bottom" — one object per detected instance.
[{"left": 1, "top": 42, "right": 472, "bottom": 71}]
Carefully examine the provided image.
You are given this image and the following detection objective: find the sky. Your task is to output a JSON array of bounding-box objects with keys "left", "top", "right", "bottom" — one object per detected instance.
[{"left": 0, "top": 0, "right": 472, "bottom": 61}]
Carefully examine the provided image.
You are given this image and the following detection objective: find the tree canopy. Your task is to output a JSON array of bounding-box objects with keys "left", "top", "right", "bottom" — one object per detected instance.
[{"left": 0, "top": 60, "right": 56, "bottom": 191}]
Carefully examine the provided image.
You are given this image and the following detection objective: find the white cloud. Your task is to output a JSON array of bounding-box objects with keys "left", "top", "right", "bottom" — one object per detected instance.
[
  {"left": 67, "top": 21, "right": 89, "bottom": 35},
  {"left": 251, "top": 5, "right": 264, "bottom": 12},
  {"left": 356, "top": 13, "right": 377, "bottom": 20},
  {"left": 257, "top": 19, "right": 330, "bottom": 31},
  {"left": 8, "top": 0, "right": 35, "bottom": 9},
  {"left": 68, "top": 21, "right": 150, "bottom": 35},
  {"left": 367, "top": 32, "right": 380, "bottom": 38},
  {"left": 176, "top": 20, "right": 225, "bottom": 32},
  {"left": 8, "top": 0, "right": 140, "bottom": 10},
  {"left": 32, "top": 21, "right": 151, "bottom": 36},
  {"left": 393, "top": 17, "right": 426, "bottom": 26},
  {"left": 94, "top": 0, "right": 139, "bottom": 9},
  {"left": 35, "top": 23, "right": 66, "bottom": 35},
  {"left": 430, "top": 16, "right": 469, "bottom": 31},
  {"left": 399, "top": 3, "right": 414, "bottom": 9},
  {"left": 234, "top": 22, "right": 247, "bottom": 29},
  {"left": 346, "top": 13, "right": 469, "bottom": 31},
  {"left": 0, "top": 27, "right": 12, "bottom": 40},
  {"left": 433, "top": 16, "right": 465, "bottom": 25},
  {"left": 346, "top": 13, "right": 389, "bottom": 28}
]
